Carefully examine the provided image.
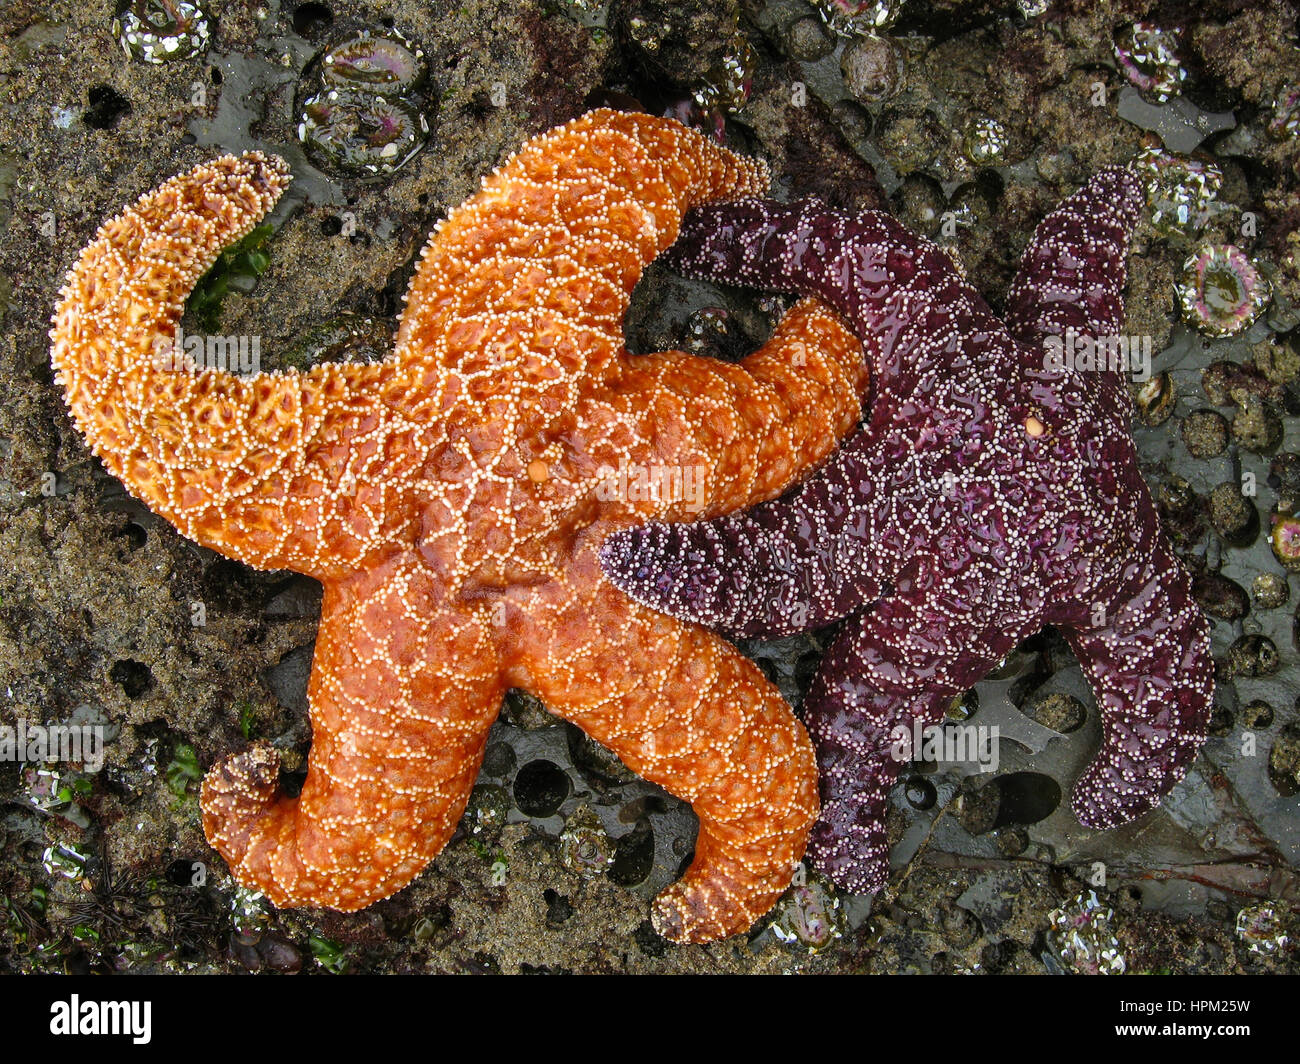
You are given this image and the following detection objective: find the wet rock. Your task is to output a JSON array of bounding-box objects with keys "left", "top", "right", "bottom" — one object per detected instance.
[
  {"left": 1251, "top": 336, "right": 1300, "bottom": 388},
  {"left": 566, "top": 725, "right": 638, "bottom": 784},
  {"left": 633, "top": 919, "right": 668, "bottom": 958},
  {"left": 1224, "top": 634, "right": 1281, "bottom": 677},
  {"left": 1240, "top": 699, "right": 1274, "bottom": 729},
  {"left": 228, "top": 931, "right": 303, "bottom": 974},
  {"left": 283, "top": 313, "right": 394, "bottom": 371},
  {"left": 940, "top": 905, "right": 981, "bottom": 947},
  {"left": 895, "top": 172, "right": 947, "bottom": 235},
  {"left": 1202, "top": 359, "right": 1284, "bottom": 409},
  {"left": 1268, "top": 452, "right": 1300, "bottom": 513},
  {"left": 83, "top": 85, "right": 132, "bottom": 130},
  {"left": 876, "top": 106, "right": 946, "bottom": 175},
  {"left": 840, "top": 34, "right": 904, "bottom": 103},
  {"left": 1180, "top": 409, "right": 1229, "bottom": 458},
  {"left": 957, "top": 777, "right": 1000, "bottom": 837},
  {"left": 513, "top": 760, "right": 571, "bottom": 818},
  {"left": 1266, "top": 723, "right": 1300, "bottom": 797},
  {"left": 904, "top": 775, "right": 936, "bottom": 810},
  {"left": 1207, "top": 702, "right": 1234, "bottom": 738},
  {"left": 994, "top": 826, "right": 1028, "bottom": 857},
  {"left": 501, "top": 689, "right": 558, "bottom": 730},
  {"left": 1158, "top": 475, "right": 1208, "bottom": 547},
  {"left": 291, "top": 2, "right": 334, "bottom": 39},
  {"left": 1251, "top": 571, "right": 1289, "bottom": 609},
  {"left": 947, "top": 181, "right": 998, "bottom": 231},
  {"left": 1192, "top": 570, "right": 1249, "bottom": 620},
  {"left": 1024, "top": 692, "right": 1086, "bottom": 732},
  {"left": 785, "top": 16, "right": 834, "bottom": 61},
  {"left": 829, "top": 98, "right": 873, "bottom": 143},
  {"left": 480, "top": 741, "right": 516, "bottom": 778},
  {"left": 958, "top": 772, "right": 1060, "bottom": 835},
  {"left": 1230, "top": 395, "right": 1283, "bottom": 453},
  {"left": 1123, "top": 258, "right": 1175, "bottom": 354},
  {"left": 613, "top": 0, "right": 741, "bottom": 89},
  {"left": 543, "top": 888, "right": 573, "bottom": 928},
  {"left": 1208, "top": 482, "right": 1258, "bottom": 546},
  {"left": 981, "top": 939, "right": 1042, "bottom": 974}
]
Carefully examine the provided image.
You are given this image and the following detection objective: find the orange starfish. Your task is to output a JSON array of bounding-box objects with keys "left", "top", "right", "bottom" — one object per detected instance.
[{"left": 49, "top": 109, "right": 867, "bottom": 941}]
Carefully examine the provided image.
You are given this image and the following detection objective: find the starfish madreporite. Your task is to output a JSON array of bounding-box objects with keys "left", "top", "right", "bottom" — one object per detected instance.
[
  {"left": 601, "top": 168, "right": 1214, "bottom": 893},
  {"left": 48, "top": 109, "right": 870, "bottom": 941}
]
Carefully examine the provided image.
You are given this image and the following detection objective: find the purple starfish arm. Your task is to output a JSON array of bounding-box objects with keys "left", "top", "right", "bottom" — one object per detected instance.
[
  {"left": 1061, "top": 533, "right": 1214, "bottom": 828},
  {"left": 602, "top": 167, "right": 1214, "bottom": 895},
  {"left": 603, "top": 198, "right": 985, "bottom": 634},
  {"left": 1003, "top": 167, "right": 1143, "bottom": 347},
  {"left": 598, "top": 432, "right": 884, "bottom": 638},
  {"left": 660, "top": 196, "right": 982, "bottom": 392},
  {"left": 801, "top": 587, "right": 1018, "bottom": 891}
]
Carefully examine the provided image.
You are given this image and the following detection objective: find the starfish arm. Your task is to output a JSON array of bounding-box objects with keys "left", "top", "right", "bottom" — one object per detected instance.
[
  {"left": 201, "top": 558, "right": 503, "bottom": 909},
  {"left": 392, "top": 108, "right": 769, "bottom": 393},
  {"left": 599, "top": 434, "right": 883, "bottom": 637},
  {"left": 49, "top": 153, "right": 422, "bottom": 578},
  {"left": 1003, "top": 166, "right": 1144, "bottom": 346},
  {"left": 512, "top": 553, "right": 818, "bottom": 943},
  {"left": 1060, "top": 536, "right": 1214, "bottom": 829},
  {"left": 599, "top": 297, "right": 866, "bottom": 523},
  {"left": 660, "top": 196, "right": 978, "bottom": 384},
  {"left": 800, "top": 593, "right": 1014, "bottom": 893}
]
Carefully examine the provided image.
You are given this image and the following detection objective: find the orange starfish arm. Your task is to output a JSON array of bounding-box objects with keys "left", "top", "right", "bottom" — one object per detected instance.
[
  {"left": 392, "top": 108, "right": 768, "bottom": 403},
  {"left": 202, "top": 556, "right": 504, "bottom": 908},
  {"left": 511, "top": 549, "right": 817, "bottom": 942},
  {"left": 601, "top": 297, "right": 867, "bottom": 522},
  {"left": 49, "top": 154, "right": 419, "bottom": 577}
]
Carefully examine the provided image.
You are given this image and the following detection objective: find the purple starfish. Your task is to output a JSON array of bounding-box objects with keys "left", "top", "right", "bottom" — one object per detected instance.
[{"left": 600, "top": 168, "right": 1214, "bottom": 894}]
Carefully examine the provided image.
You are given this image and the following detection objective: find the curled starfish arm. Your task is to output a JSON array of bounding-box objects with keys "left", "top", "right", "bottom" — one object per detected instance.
[
  {"left": 1003, "top": 166, "right": 1144, "bottom": 347},
  {"left": 1061, "top": 536, "right": 1214, "bottom": 829},
  {"left": 801, "top": 591, "right": 1014, "bottom": 893},
  {"left": 514, "top": 553, "right": 818, "bottom": 942},
  {"left": 202, "top": 558, "right": 503, "bottom": 909},
  {"left": 604, "top": 297, "right": 867, "bottom": 523},
  {"left": 49, "top": 153, "right": 419, "bottom": 577},
  {"left": 392, "top": 108, "right": 768, "bottom": 390},
  {"left": 661, "top": 197, "right": 973, "bottom": 381},
  {"left": 600, "top": 434, "right": 883, "bottom": 638}
]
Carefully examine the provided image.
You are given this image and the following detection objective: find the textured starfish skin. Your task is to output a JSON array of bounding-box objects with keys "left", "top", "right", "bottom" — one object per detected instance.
[
  {"left": 601, "top": 168, "right": 1214, "bottom": 893},
  {"left": 48, "top": 110, "right": 870, "bottom": 941}
]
